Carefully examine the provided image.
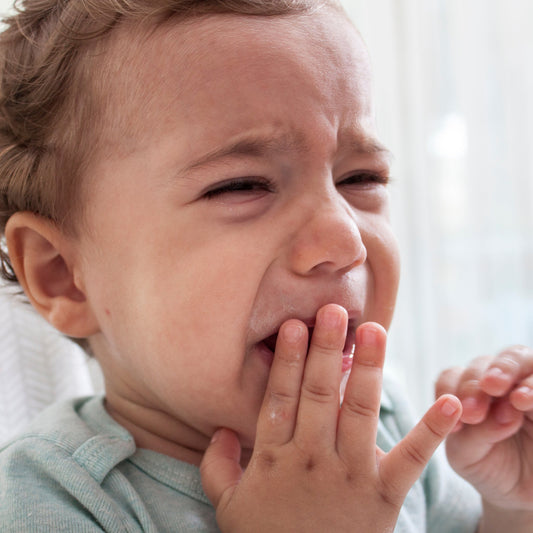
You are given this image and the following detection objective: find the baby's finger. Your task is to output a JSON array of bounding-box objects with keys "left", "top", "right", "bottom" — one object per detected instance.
[
  {"left": 453, "top": 356, "right": 492, "bottom": 424},
  {"left": 434, "top": 366, "right": 462, "bottom": 399},
  {"left": 481, "top": 345, "right": 533, "bottom": 397},
  {"left": 200, "top": 428, "right": 243, "bottom": 509},
  {"left": 337, "top": 322, "right": 386, "bottom": 463},
  {"left": 293, "top": 304, "right": 347, "bottom": 451},
  {"left": 380, "top": 394, "right": 462, "bottom": 501},
  {"left": 435, "top": 367, "right": 466, "bottom": 431},
  {"left": 446, "top": 398, "right": 524, "bottom": 470},
  {"left": 509, "top": 374, "right": 533, "bottom": 412},
  {"left": 255, "top": 320, "right": 308, "bottom": 447}
]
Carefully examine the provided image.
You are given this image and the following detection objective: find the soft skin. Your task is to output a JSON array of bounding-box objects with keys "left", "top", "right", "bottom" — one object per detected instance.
[
  {"left": 436, "top": 348, "right": 533, "bottom": 533},
  {"left": 201, "top": 310, "right": 463, "bottom": 532},
  {"left": 39, "top": 8, "right": 400, "bottom": 464},
  {"left": 7, "top": 5, "right": 533, "bottom": 532}
]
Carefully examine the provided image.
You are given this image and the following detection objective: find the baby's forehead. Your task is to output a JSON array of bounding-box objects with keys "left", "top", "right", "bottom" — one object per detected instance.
[
  {"left": 81, "top": 9, "right": 370, "bottom": 175},
  {"left": 86, "top": 7, "right": 367, "bottom": 163}
]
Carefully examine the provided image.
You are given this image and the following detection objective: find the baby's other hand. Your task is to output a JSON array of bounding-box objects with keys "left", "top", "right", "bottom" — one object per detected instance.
[
  {"left": 201, "top": 305, "right": 462, "bottom": 533},
  {"left": 436, "top": 345, "right": 533, "bottom": 512}
]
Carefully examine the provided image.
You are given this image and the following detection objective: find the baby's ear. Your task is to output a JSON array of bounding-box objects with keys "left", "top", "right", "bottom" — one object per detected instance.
[{"left": 4, "top": 212, "right": 99, "bottom": 338}]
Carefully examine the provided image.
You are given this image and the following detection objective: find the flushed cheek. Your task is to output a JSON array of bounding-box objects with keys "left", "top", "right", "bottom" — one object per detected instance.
[{"left": 366, "top": 234, "right": 400, "bottom": 326}]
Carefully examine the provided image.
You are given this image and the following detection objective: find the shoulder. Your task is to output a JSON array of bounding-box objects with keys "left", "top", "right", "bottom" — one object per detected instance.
[
  {"left": 1, "top": 395, "right": 135, "bottom": 477},
  {"left": 0, "top": 397, "right": 137, "bottom": 532},
  {"left": 1, "top": 395, "right": 134, "bottom": 462}
]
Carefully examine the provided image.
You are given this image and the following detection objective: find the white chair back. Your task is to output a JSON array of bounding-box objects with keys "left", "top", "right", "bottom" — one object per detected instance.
[{"left": 0, "top": 285, "right": 101, "bottom": 443}]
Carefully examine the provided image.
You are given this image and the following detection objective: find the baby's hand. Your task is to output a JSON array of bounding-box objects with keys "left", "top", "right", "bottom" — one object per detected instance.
[
  {"left": 436, "top": 346, "right": 533, "bottom": 514},
  {"left": 201, "top": 305, "right": 462, "bottom": 532}
]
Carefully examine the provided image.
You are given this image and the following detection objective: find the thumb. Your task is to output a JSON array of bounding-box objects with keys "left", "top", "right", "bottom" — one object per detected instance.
[{"left": 200, "top": 428, "right": 243, "bottom": 509}]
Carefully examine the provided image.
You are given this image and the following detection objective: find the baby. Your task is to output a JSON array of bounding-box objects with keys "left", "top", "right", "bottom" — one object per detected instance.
[{"left": 1, "top": 0, "right": 533, "bottom": 531}]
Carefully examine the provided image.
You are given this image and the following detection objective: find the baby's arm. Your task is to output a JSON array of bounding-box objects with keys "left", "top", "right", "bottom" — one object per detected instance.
[
  {"left": 436, "top": 347, "right": 533, "bottom": 533},
  {"left": 201, "top": 305, "right": 462, "bottom": 532}
]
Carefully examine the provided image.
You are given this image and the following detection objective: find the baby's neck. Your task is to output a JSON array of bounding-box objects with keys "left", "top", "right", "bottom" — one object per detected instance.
[{"left": 104, "top": 394, "right": 209, "bottom": 466}]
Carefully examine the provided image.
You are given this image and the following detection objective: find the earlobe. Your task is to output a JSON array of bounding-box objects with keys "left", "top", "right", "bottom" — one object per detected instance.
[{"left": 4, "top": 212, "right": 99, "bottom": 338}]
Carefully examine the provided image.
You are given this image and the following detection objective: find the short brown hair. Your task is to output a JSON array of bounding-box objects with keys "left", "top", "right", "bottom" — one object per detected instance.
[{"left": 0, "top": 0, "right": 336, "bottom": 283}]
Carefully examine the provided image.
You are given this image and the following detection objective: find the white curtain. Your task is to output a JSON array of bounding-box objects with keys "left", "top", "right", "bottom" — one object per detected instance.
[
  {"left": 0, "top": 0, "right": 531, "bottom": 440},
  {"left": 343, "top": 0, "right": 533, "bottom": 412}
]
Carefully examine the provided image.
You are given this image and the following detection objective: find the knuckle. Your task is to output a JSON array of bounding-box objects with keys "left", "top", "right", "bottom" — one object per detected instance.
[
  {"left": 457, "top": 376, "right": 482, "bottom": 396},
  {"left": 269, "top": 388, "right": 298, "bottom": 405},
  {"left": 503, "top": 345, "right": 532, "bottom": 358},
  {"left": 494, "top": 354, "right": 522, "bottom": 372},
  {"left": 341, "top": 395, "right": 378, "bottom": 420},
  {"left": 304, "top": 457, "right": 317, "bottom": 472},
  {"left": 311, "top": 337, "right": 344, "bottom": 355},
  {"left": 264, "top": 400, "right": 292, "bottom": 427},
  {"left": 400, "top": 441, "right": 428, "bottom": 467},
  {"left": 354, "top": 355, "right": 383, "bottom": 370},
  {"left": 291, "top": 443, "right": 323, "bottom": 472},
  {"left": 377, "top": 478, "right": 404, "bottom": 509},
  {"left": 276, "top": 348, "right": 304, "bottom": 366},
  {"left": 494, "top": 346, "right": 533, "bottom": 373},
  {"left": 301, "top": 381, "right": 338, "bottom": 404},
  {"left": 422, "top": 416, "right": 447, "bottom": 440},
  {"left": 254, "top": 450, "right": 278, "bottom": 471}
]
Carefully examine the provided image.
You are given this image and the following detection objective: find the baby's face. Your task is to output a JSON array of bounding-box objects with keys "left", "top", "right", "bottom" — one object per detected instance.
[{"left": 76, "top": 7, "right": 400, "bottom": 460}]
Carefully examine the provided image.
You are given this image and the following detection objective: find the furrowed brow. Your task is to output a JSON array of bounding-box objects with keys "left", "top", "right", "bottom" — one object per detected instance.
[
  {"left": 182, "top": 132, "right": 308, "bottom": 173},
  {"left": 345, "top": 135, "right": 394, "bottom": 163}
]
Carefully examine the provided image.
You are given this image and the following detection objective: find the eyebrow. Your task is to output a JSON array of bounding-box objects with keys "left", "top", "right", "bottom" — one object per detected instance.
[
  {"left": 181, "top": 130, "right": 393, "bottom": 173},
  {"left": 343, "top": 134, "right": 394, "bottom": 163},
  {"left": 182, "top": 133, "right": 307, "bottom": 173}
]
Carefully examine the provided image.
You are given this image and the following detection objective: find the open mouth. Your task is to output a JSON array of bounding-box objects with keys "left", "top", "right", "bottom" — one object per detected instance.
[
  {"left": 262, "top": 332, "right": 279, "bottom": 354},
  {"left": 259, "top": 322, "right": 357, "bottom": 364}
]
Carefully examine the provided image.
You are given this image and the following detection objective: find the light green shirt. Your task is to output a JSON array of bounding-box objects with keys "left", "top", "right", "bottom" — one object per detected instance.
[{"left": 0, "top": 379, "right": 481, "bottom": 532}]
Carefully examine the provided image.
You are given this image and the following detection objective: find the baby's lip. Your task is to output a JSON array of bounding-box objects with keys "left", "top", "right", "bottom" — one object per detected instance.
[
  {"left": 258, "top": 317, "right": 358, "bottom": 357},
  {"left": 257, "top": 307, "right": 360, "bottom": 342}
]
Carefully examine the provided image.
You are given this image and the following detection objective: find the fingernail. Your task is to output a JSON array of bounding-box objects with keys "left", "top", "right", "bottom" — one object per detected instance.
[
  {"left": 441, "top": 398, "right": 460, "bottom": 417},
  {"left": 515, "top": 385, "right": 533, "bottom": 398},
  {"left": 210, "top": 429, "right": 222, "bottom": 444},
  {"left": 360, "top": 327, "right": 378, "bottom": 346},
  {"left": 461, "top": 397, "right": 478, "bottom": 412},
  {"left": 485, "top": 367, "right": 507, "bottom": 381},
  {"left": 283, "top": 322, "right": 305, "bottom": 343},
  {"left": 320, "top": 306, "right": 343, "bottom": 329}
]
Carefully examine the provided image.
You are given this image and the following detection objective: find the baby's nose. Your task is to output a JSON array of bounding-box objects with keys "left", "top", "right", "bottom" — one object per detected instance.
[{"left": 288, "top": 200, "right": 367, "bottom": 276}]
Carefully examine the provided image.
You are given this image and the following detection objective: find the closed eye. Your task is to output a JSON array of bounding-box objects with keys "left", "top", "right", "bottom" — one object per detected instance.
[
  {"left": 202, "top": 177, "right": 274, "bottom": 199},
  {"left": 338, "top": 172, "right": 390, "bottom": 187}
]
